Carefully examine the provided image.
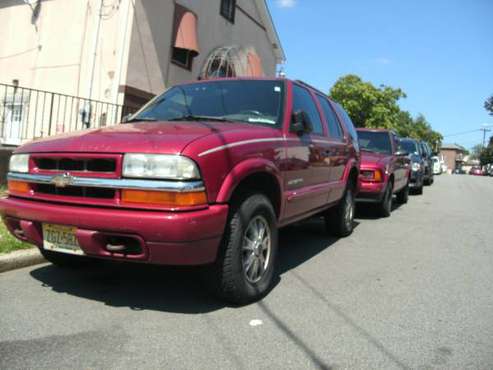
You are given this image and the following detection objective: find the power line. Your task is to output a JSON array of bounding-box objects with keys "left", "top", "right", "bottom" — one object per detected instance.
[{"left": 443, "top": 129, "right": 481, "bottom": 138}]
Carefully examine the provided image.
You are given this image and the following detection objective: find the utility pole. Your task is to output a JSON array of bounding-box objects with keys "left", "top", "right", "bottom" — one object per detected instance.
[{"left": 481, "top": 125, "right": 492, "bottom": 148}]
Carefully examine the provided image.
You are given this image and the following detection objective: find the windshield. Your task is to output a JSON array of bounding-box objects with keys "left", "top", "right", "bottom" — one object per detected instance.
[
  {"left": 400, "top": 139, "right": 418, "bottom": 154},
  {"left": 129, "top": 80, "right": 285, "bottom": 126},
  {"left": 357, "top": 131, "right": 392, "bottom": 155}
]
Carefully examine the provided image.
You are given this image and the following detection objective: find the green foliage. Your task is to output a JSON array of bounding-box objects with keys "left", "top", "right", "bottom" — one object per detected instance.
[
  {"left": 485, "top": 95, "right": 493, "bottom": 116},
  {"left": 329, "top": 75, "right": 405, "bottom": 129},
  {"left": 329, "top": 74, "right": 443, "bottom": 150},
  {"left": 479, "top": 145, "right": 493, "bottom": 166},
  {"left": 470, "top": 144, "right": 483, "bottom": 160}
]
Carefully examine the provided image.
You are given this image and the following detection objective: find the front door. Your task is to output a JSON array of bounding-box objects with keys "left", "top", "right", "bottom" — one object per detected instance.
[{"left": 283, "top": 84, "right": 331, "bottom": 220}]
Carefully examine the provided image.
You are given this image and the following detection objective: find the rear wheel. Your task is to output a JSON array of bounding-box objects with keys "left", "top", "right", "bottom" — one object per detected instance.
[
  {"left": 325, "top": 186, "right": 355, "bottom": 237},
  {"left": 208, "top": 194, "right": 278, "bottom": 305},
  {"left": 396, "top": 182, "right": 409, "bottom": 204},
  {"left": 415, "top": 184, "right": 424, "bottom": 195},
  {"left": 377, "top": 183, "right": 393, "bottom": 217},
  {"left": 40, "top": 248, "right": 93, "bottom": 268}
]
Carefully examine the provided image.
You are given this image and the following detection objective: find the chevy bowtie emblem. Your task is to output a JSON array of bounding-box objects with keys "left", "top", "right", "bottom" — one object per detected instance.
[{"left": 51, "top": 173, "right": 74, "bottom": 188}]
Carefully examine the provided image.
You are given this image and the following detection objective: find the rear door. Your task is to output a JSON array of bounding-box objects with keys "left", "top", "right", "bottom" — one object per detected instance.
[
  {"left": 283, "top": 83, "right": 331, "bottom": 219},
  {"left": 315, "top": 95, "right": 348, "bottom": 202}
]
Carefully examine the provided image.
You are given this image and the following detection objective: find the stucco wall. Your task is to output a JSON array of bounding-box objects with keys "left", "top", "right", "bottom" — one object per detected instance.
[
  {"left": 125, "top": 0, "right": 278, "bottom": 95},
  {"left": 0, "top": 0, "right": 130, "bottom": 104}
]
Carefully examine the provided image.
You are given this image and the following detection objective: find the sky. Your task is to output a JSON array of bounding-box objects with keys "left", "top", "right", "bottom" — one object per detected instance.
[{"left": 267, "top": 0, "right": 493, "bottom": 149}]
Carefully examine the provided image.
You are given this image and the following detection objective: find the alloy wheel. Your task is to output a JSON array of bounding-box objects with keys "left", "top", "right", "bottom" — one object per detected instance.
[{"left": 242, "top": 215, "right": 272, "bottom": 284}]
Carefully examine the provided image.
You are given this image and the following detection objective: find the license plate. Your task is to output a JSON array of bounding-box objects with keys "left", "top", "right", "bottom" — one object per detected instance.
[{"left": 42, "top": 224, "right": 84, "bottom": 255}]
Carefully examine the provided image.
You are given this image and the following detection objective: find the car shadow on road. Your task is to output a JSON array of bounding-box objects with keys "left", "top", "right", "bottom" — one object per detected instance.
[
  {"left": 355, "top": 201, "right": 404, "bottom": 220},
  {"left": 29, "top": 217, "right": 344, "bottom": 314}
]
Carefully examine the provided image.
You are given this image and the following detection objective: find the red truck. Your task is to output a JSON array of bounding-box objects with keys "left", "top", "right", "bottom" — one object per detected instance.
[
  {"left": 1, "top": 78, "right": 360, "bottom": 304},
  {"left": 356, "top": 129, "right": 410, "bottom": 217}
]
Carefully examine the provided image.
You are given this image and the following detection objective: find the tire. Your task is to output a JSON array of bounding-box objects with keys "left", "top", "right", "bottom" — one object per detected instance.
[
  {"left": 208, "top": 194, "right": 278, "bottom": 305},
  {"left": 377, "top": 182, "right": 393, "bottom": 217},
  {"left": 415, "top": 184, "right": 423, "bottom": 195},
  {"left": 40, "top": 248, "right": 93, "bottom": 268},
  {"left": 396, "top": 182, "right": 409, "bottom": 204},
  {"left": 325, "top": 186, "right": 355, "bottom": 237}
]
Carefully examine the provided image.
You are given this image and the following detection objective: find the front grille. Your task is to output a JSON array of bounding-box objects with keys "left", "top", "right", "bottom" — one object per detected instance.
[
  {"left": 35, "top": 184, "right": 116, "bottom": 199},
  {"left": 35, "top": 157, "right": 116, "bottom": 173}
]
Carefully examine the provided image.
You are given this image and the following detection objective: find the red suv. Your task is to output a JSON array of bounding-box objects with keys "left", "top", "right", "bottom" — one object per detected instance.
[
  {"left": 356, "top": 129, "right": 410, "bottom": 217},
  {"left": 1, "top": 78, "right": 359, "bottom": 304}
]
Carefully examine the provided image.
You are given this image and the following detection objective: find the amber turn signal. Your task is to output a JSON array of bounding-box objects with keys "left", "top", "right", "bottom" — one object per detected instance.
[
  {"left": 7, "top": 180, "right": 30, "bottom": 194},
  {"left": 121, "top": 189, "right": 207, "bottom": 207},
  {"left": 361, "top": 170, "right": 383, "bottom": 182}
]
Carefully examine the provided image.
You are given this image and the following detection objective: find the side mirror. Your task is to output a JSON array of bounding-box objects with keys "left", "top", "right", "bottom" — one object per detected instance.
[{"left": 291, "top": 110, "right": 313, "bottom": 136}]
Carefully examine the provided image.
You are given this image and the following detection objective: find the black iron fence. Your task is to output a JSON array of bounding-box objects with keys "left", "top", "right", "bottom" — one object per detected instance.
[{"left": 0, "top": 83, "right": 137, "bottom": 146}]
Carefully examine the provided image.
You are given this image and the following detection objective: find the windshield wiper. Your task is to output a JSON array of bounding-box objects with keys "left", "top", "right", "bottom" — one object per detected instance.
[
  {"left": 168, "top": 115, "right": 231, "bottom": 122},
  {"left": 125, "top": 117, "right": 158, "bottom": 123}
]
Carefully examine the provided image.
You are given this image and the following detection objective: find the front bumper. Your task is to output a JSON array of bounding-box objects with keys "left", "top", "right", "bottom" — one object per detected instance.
[
  {"left": 356, "top": 181, "right": 386, "bottom": 203},
  {"left": 409, "top": 170, "right": 423, "bottom": 188},
  {"left": 0, "top": 196, "right": 228, "bottom": 265}
]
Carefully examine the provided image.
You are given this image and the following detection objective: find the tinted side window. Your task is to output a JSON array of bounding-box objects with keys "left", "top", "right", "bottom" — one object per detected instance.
[
  {"left": 391, "top": 133, "right": 399, "bottom": 153},
  {"left": 334, "top": 103, "right": 359, "bottom": 151},
  {"left": 292, "top": 85, "right": 324, "bottom": 135},
  {"left": 316, "top": 95, "right": 343, "bottom": 139}
]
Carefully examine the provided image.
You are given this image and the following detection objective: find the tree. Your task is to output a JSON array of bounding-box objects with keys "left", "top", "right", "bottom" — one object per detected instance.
[
  {"left": 485, "top": 95, "right": 493, "bottom": 116},
  {"left": 329, "top": 75, "right": 405, "bottom": 128},
  {"left": 470, "top": 144, "right": 483, "bottom": 160},
  {"left": 329, "top": 74, "right": 442, "bottom": 149},
  {"left": 479, "top": 145, "right": 493, "bottom": 166}
]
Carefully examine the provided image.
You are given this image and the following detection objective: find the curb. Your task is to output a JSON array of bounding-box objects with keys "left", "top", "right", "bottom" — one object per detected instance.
[{"left": 0, "top": 248, "right": 46, "bottom": 273}]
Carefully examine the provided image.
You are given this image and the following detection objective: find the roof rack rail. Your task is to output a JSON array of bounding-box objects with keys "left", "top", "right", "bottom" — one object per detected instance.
[{"left": 294, "top": 80, "right": 328, "bottom": 97}]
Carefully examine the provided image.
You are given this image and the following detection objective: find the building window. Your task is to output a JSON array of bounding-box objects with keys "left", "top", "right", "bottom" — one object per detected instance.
[
  {"left": 220, "top": 0, "right": 236, "bottom": 23},
  {"left": 171, "top": 4, "right": 199, "bottom": 71},
  {"left": 171, "top": 48, "right": 193, "bottom": 70}
]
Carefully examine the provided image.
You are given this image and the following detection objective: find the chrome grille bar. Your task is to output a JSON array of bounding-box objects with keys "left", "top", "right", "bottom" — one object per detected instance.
[{"left": 8, "top": 172, "right": 205, "bottom": 193}]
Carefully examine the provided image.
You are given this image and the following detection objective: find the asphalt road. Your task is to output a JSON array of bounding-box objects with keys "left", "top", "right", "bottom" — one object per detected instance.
[{"left": 1, "top": 174, "right": 493, "bottom": 370}]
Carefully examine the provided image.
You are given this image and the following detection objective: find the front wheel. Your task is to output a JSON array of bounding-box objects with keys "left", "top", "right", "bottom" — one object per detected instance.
[
  {"left": 208, "top": 194, "right": 278, "bottom": 305},
  {"left": 396, "top": 182, "right": 409, "bottom": 204},
  {"left": 325, "top": 187, "right": 355, "bottom": 237},
  {"left": 377, "top": 183, "right": 393, "bottom": 217}
]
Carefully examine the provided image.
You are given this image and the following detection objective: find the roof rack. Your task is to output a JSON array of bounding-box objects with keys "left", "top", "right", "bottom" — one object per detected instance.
[{"left": 294, "top": 80, "right": 328, "bottom": 97}]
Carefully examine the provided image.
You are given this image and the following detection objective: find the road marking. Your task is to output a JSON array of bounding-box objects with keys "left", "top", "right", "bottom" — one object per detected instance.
[{"left": 249, "top": 319, "right": 263, "bottom": 327}]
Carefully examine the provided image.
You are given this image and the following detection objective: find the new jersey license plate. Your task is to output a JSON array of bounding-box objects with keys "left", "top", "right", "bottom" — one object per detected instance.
[{"left": 42, "top": 224, "right": 84, "bottom": 255}]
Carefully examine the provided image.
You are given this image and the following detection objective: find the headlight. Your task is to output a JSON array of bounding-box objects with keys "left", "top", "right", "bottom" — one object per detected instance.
[
  {"left": 122, "top": 154, "right": 200, "bottom": 180},
  {"left": 412, "top": 162, "right": 421, "bottom": 172},
  {"left": 9, "top": 154, "right": 29, "bottom": 173}
]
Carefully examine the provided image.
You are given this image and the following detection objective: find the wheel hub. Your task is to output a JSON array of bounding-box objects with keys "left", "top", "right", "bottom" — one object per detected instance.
[{"left": 242, "top": 215, "right": 271, "bottom": 284}]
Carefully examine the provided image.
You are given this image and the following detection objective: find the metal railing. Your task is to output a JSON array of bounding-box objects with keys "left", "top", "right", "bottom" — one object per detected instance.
[{"left": 0, "top": 83, "right": 137, "bottom": 146}]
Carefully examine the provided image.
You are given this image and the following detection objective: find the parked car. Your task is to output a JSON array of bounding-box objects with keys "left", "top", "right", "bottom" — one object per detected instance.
[
  {"left": 399, "top": 138, "right": 425, "bottom": 194},
  {"left": 469, "top": 166, "right": 483, "bottom": 176},
  {"left": 0, "top": 78, "right": 360, "bottom": 304},
  {"left": 453, "top": 167, "right": 467, "bottom": 174},
  {"left": 418, "top": 141, "right": 434, "bottom": 185},
  {"left": 432, "top": 156, "right": 442, "bottom": 175},
  {"left": 356, "top": 129, "right": 410, "bottom": 217}
]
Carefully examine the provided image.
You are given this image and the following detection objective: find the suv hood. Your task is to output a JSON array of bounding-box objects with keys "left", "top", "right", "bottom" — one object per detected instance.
[{"left": 16, "top": 121, "right": 261, "bottom": 154}]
